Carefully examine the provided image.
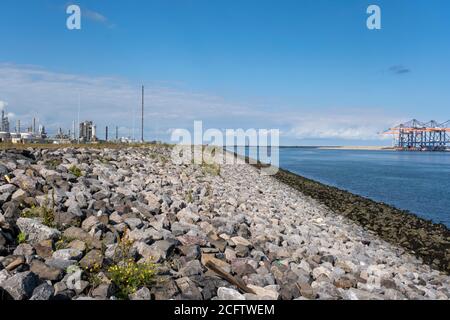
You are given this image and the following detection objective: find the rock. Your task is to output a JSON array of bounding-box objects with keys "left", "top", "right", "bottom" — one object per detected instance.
[
  {"left": 53, "top": 249, "right": 84, "bottom": 261},
  {"left": 13, "top": 243, "right": 35, "bottom": 256},
  {"left": 298, "top": 283, "right": 316, "bottom": 299},
  {"left": 312, "top": 266, "right": 331, "bottom": 280},
  {"left": 125, "top": 218, "right": 143, "bottom": 230},
  {"left": 334, "top": 276, "right": 357, "bottom": 289},
  {"left": 150, "top": 278, "right": 180, "bottom": 300},
  {"left": 81, "top": 215, "right": 100, "bottom": 231},
  {"left": 217, "top": 287, "right": 246, "bottom": 300},
  {"left": 54, "top": 211, "right": 81, "bottom": 228},
  {"left": 320, "top": 255, "right": 336, "bottom": 265},
  {"left": 109, "top": 212, "right": 124, "bottom": 224},
  {"left": 16, "top": 218, "right": 61, "bottom": 244},
  {"left": 280, "top": 283, "right": 301, "bottom": 300},
  {"left": 12, "top": 189, "right": 28, "bottom": 201},
  {"left": 231, "top": 259, "right": 256, "bottom": 277},
  {"left": 210, "top": 239, "right": 227, "bottom": 252},
  {"left": 67, "top": 203, "right": 83, "bottom": 218},
  {"left": 247, "top": 284, "right": 280, "bottom": 300},
  {"left": 175, "top": 277, "right": 203, "bottom": 300},
  {"left": 63, "top": 227, "right": 102, "bottom": 249},
  {"left": 146, "top": 197, "right": 161, "bottom": 215},
  {"left": 39, "top": 168, "right": 60, "bottom": 179},
  {"left": 34, "top": 240, "right": 54, "bottom": 258},
  {"left": 79, "top": 250, "right": 104, "bottom": 269},
  {"left": 0, "top": 271, "right": 40, "bottom": 300},
  {"left": 179, "top": 260, "right": 204, "bottom": 277},
  {"left": 127, "top": 228, "right": 163, "bottom": 243},
  {"left": 230, "top": 236, "right": 252, "bottom": 247},
  {"left": 235, "top": 245, "right": 250, "bottom": 257},
  {"left": 129, "top": 287, "right": 151, "bottom": 300},
  {"left": 0, "top": 184, "right": 17, "bottom": 195},
  {"left": 178, "top": 245, "right": 201, "bottom": 261},
  {"left": 177, "top": 234, "right": 208, "bottom": 247},
  {"left": 29, "top": 282, "right": 55, "bottom": 300},
  {"left": 92, "top": 283, "right": 114, "bottom": 299},
  {"left": 0, "top": 269, "right": 12, "bottom": 286},
  {"left": 30, "top": 260, "right": 63, "bottom": 281},
  {"left": 45, "top": 258, "right": 77, "bottom": 270},
  {"left": 176, "top": 208, "right": 200, "bottom": 223},
  {"left": 171, "top": 222, "right": 193, "bottom": 236},
  {"left": 67, "top": 240, "right": 87, "bottom": 252},
  {"left": 150, "top": 240, "right": 177, "bottom": 260},
  {"left": 343, "top": 288, "right": 386, "bottom": 300}
]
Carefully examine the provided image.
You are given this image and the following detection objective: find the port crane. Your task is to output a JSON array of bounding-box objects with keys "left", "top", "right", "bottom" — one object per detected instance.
[{"left": 383, "top": 119, "right": 450, "bottom": 151}]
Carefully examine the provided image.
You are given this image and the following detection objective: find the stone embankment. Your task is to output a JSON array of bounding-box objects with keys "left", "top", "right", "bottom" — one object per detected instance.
[{"left": 0, "top": 146, "right": 449, "bottom": 300}]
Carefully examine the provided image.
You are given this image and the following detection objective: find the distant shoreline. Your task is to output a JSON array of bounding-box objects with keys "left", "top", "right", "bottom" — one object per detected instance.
[{"left": 316, "top": 146, "right": 393, "bottom": 151}]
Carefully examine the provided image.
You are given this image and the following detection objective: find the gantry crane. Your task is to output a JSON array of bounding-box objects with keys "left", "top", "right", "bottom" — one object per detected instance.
[{"left": 383, "top": 119, "right": 450, "bottom": 151}]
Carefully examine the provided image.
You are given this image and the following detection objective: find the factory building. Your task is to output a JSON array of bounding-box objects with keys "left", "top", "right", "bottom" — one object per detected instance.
[
  {"left": 79, "top": 121, "right": 97, "bottom": 143},
  {"left": 0, "top": 109, "right": 11, "bottom": 142}
]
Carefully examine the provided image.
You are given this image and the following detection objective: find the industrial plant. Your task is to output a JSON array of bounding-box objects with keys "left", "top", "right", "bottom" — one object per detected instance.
[{"left": 0, "top": 86, "right": 147, "bottom": 145}]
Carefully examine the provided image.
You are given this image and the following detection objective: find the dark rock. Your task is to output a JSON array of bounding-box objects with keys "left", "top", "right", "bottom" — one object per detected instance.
[
  {"left": 320, "top": 255, "right": 336, "bottom": 265},
  {"left": 280, "top": 283, "right": 301, "bottom": 300},
  {"left": 0, "top": 271, "right": 40, "bottom": 300},
  {"left": 30, "top": 282, "right": 55, "bottom": 300},
  {"left": 53, "top": 289, "right": 76, "bottom": 300}
]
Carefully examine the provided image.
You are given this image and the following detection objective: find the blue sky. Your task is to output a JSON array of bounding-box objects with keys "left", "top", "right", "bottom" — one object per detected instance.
[{"left": 0, "top": 0, "right": 449, "bottom": 145}]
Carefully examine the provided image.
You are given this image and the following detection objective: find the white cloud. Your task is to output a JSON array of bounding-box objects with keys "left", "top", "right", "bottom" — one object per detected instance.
[
  {"left": 286, "top": 111, "right": 400, "bottom": 141},
  {"left": 83, "top": 8, "right": 115, "bottom": 28},
  {"left": 0, "top": 100, "right": 8, "bottom": 110},
  {"left": 0, "top": 64, "right": 400, "bottom": 143}
]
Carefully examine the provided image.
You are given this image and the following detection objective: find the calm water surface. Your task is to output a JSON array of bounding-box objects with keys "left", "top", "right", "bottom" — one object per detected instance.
[{"left": 237, "top": 147, "right": 450, "bottom": 227}]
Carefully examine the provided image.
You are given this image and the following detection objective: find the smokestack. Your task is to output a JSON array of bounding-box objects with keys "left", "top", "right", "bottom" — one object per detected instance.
[
  {"left": 33, "top": 118, "right": 36, "bottom": 133},
  {"left": 16, "top": 120, "right": 21, "bottom": 133},
  {"left": 141, "top": 85, "right": 144, "bottom": 143},
  {"left": 106, "top": 126, "right": 109, "bottom": 141},
  {"left": 116, "top": 126, "right": 118, "bottom": 141}
]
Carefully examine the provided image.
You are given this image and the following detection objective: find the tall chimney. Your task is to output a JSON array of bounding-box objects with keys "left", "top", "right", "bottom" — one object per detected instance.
[
  {"left": 116, "top": 126, "right": 119, "bottom": 141},
  {"left": 33, "top": 118, "right": 36, "bottom": 133},
  {"left": 141, "top": 85, "right": 144, "bottom": 143},
  {"left": 106, "top": 126, "right": 109, "bottom": 141}
]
